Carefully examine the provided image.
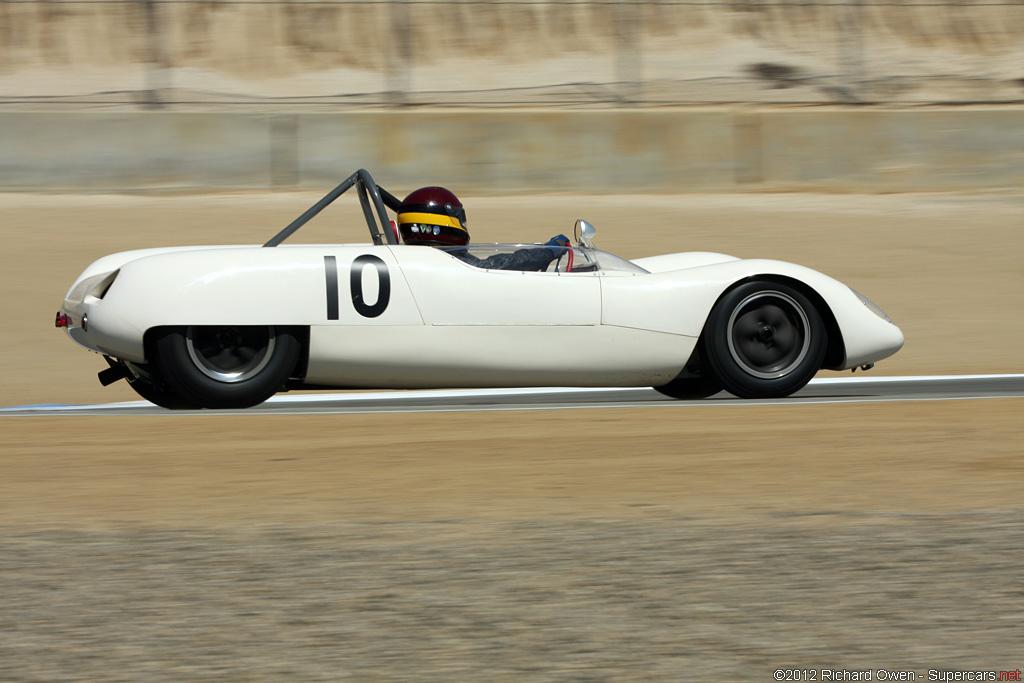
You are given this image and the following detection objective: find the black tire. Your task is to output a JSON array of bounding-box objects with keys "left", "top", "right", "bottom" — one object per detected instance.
[
  {"left": 154, "top": 325, "right": 301, "bottom": 409},
  {"left": 654, "top": 375, "right": 724, "bottom": 400},
  {"left": 701, "top": 281, "right": 827, "bottom": 399}
]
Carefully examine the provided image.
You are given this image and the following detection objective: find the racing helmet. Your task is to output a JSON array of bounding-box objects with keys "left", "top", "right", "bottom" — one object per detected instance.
[{"left": 397, "top": 187, "right": 469, "bottom": 247}]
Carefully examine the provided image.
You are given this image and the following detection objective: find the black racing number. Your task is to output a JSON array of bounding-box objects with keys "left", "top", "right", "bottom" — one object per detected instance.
[
  {"left": 324, "top": 255, "right": 340, "bottom": 320},
  {"left": 325, "top": 254, "right": 391, "bottom": 319},
  {"left": 350, "top": 255, "right": 390, "bottom": 318}
]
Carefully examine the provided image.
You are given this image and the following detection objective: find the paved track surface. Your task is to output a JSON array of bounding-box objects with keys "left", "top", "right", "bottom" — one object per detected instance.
[{"left": 3, "top": 374, "right": 1023, "bottom": 416}]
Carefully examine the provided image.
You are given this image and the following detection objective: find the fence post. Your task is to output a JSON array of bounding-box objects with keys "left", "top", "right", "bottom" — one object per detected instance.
[
  {"left": 837, "top": 0, "right": 865, "bottom": 102},
  {"left": 613, "top": 0, "right": 643, "bottom": 104},
  {"left": 140, "top": 0, "right": 172, "bottom": 109},
  {"left": 387, "top": 0, "right": 412, "bottom": 106}
]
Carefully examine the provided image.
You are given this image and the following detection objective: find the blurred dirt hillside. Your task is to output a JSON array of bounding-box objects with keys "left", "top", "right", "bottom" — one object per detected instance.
[{"left": 1, "top": 0, "right": 1022, "bottom": 108}]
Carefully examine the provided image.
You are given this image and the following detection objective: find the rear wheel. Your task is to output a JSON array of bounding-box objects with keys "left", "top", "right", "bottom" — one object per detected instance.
[
  {"left": 121, "top": 361, "right": 199, "bottom": 410},
  {"left": 154, "top": 325, "right": 301, "bottom": 409},
  {"left": 701, "top": 281, "right": 826, "bottom": 399},
  {"left": 127, "top": 376, "right": 198, "bottom": 410}
]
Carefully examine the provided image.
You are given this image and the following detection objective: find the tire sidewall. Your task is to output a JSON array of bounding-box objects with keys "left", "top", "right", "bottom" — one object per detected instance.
[
  {"left": 653, "top": 375, "right": 724, "bottom": 400},
  {"left": 127, "top": 375, "right": 199, "bottom": 410},
  {"left": 702, "top": 281, "right": 826, "bottom": 399},
  {"left": 155, "top": 325, "right": 300, "bottom": 409}
]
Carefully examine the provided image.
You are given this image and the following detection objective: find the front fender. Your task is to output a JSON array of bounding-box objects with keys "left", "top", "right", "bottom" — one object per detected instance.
[{"left": 601, "top": 258, "right": 903, "bottom": 369}]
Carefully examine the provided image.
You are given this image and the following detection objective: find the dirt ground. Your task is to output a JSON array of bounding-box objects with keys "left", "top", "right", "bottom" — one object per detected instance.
[{"left": 1, "top": 191, "right": 1023, "bottom": 680}]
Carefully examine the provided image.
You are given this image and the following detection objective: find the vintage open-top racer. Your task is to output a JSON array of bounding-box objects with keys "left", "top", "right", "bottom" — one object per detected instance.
[{"left": 56, "top": 170, "right": 903, "bottom": 409}]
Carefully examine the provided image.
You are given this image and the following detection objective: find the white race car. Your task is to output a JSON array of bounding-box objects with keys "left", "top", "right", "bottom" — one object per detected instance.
[{"left": 57, "top": 170, "right": 903, "bottom": 409}]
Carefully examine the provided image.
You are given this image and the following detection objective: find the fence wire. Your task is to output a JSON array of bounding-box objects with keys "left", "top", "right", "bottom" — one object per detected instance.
[{"left": 0, "top": 0, "right": 1022, "bottom": 108}]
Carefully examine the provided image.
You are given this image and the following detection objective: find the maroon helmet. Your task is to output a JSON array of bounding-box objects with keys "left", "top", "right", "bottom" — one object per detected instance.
[{"left": 397, "top": 187, "right": 469, "bottom": 246}]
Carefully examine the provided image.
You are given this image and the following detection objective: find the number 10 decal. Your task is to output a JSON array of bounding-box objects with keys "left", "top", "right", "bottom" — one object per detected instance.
[{"left": 324, "top": 255, "right": 391, "bottom": 320}]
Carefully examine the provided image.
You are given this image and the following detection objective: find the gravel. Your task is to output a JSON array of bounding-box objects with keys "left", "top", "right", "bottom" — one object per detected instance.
[{"left": 2, "top": 513, "right": 1021, "bottom": 681}]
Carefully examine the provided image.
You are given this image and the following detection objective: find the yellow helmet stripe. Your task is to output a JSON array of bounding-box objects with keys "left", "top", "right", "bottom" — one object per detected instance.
[{"left": 397, "top": 211, "right": 466, "bottom": 232}]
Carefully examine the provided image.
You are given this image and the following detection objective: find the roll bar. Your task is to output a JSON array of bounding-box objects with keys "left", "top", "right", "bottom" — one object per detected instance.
[{"left": 263, "top": 169, "right": 401, "bottom": 248}]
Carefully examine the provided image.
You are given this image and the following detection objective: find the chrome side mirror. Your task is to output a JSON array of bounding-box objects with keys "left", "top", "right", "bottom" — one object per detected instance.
[{"left": 574, "top": 219, "right": 596, "bottom": 249}]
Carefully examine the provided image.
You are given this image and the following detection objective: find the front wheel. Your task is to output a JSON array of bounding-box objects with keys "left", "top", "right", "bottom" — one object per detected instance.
[
  {"left": 154, "top": 325, "right": 301, "bottom": 409},
  {"left": 701, "top": 281, "right": 827, "bottom": 399},
  {"left": 654, "top": 375, "right": 723, "bottom": 400}
]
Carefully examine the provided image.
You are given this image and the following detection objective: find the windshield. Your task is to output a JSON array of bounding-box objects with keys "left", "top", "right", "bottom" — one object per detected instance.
[{"left": 437, "top": 244, "right": 648, "bottom": 274}]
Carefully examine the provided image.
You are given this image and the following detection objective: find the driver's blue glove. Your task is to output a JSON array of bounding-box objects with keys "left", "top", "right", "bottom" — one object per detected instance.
[{"left": 545, "top": 234, "right": 570, "bottom": 257}]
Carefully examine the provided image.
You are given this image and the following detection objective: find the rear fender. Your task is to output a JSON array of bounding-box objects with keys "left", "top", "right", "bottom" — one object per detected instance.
[{"left": 67, "top": 245, "right": 422, "bottom": 363}]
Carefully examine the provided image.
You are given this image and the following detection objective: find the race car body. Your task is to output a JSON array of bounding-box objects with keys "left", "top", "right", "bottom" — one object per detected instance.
[{"left": 57, "top": 170, "right": 903, "bottom": 409}]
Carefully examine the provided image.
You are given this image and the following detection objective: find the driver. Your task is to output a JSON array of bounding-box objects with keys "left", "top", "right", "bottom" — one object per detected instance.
[{"left": 396, "top": 187, "right": 569, "bottom": 272}]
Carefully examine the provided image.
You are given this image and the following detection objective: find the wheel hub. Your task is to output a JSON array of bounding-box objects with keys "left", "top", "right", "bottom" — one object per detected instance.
[
  {"left": 726, "top": 291, "right": 811, "bottom": 379},
  {"left": 216, "top": 329, "right": 241, "bottom": 350},
  {"left": 186, "top": 325, "right": 277, "bottom": 383}
]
